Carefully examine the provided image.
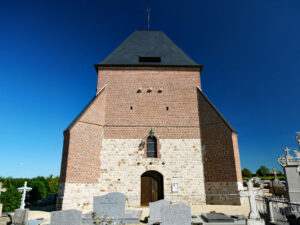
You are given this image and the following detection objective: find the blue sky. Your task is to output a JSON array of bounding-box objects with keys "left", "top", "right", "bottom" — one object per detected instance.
[{"left": 0, "top": 0, "right": 299, "bottom": 178}]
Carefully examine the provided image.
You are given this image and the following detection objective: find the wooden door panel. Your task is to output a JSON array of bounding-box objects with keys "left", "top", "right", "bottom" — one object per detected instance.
[
  {"left": 141, "top": 177, "right": 151, "bottom": 206},
  {"left": 141, "top": 174, "right": 162, "bottom": 206},
  {"left": 151, "top": 178, "right": 158, "bottom": 202}
]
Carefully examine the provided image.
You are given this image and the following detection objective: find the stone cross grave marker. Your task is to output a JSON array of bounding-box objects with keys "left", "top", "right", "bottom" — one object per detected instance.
[
  {"left": 50, "top": 210, "right": 82, "bottom": 225},
  {"left": 0, "top": 182, "right": 7, "bottom": 215},
  {"left": 149, "top": 199, "right": 170, "bottom": 223},
  {"left": 18, "top": 181, "right": 32, "bottom": 209},
  {"left": 93, "top": 192, "right": 126, "bottom": 218},
  {"left": 0, "top": 182, "right": 7, "bottom": 196},
  {"left": 161, "top": 203, "right": 191, "bottom": 225},
  {"left": 240, "top": 179, "right": 263, "bottom": 220}
]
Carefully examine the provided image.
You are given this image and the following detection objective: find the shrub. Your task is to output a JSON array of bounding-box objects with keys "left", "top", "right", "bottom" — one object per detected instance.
[
  {"left": 0, "top": 181, "right": 22, "bottom": 212},
  {"left": 29, "top": 179, "right": 48, "bottom": 201},
  {"left": 242, "top": 168, "right": 252, "bottom": 178},
  {"left": 46, "top": 175, "right": 60, "bottom": 194},
  {"left": 256, "top": 166, "right": 270, "bottom": 177}
]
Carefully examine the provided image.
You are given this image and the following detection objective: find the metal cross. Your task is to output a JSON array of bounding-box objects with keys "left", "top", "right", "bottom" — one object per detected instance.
[
  {"left": 18, "top": 181, "right": 32, "bottom": 209},
  {"left": 146, "top": 8, "right": 151, "bottom": 30},
  {"left": 0, "top": 182, "right": 7, "bottom": 197}
]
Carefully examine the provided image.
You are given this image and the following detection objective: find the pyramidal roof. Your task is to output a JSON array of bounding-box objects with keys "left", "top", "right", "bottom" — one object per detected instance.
[{"left": 97, "top": 30, "right": 200, "bottom": 67}]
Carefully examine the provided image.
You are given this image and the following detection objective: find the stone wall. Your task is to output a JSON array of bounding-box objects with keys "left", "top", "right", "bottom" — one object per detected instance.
[
  {"left": 99, "top": 139, "right": 206, "bottom": 207},
  {"left": 58, "top": 138, "right": 206, "bottom": 211}
]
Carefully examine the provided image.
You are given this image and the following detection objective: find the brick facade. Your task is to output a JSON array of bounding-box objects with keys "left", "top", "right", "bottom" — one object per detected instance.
[{"left": 57, "top": 67, "right": 243, "bottom": 211}]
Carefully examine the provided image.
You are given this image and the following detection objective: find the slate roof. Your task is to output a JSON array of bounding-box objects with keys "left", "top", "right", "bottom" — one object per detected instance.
[{"left": 96, "top": 30, "right": 201, "bottom": 67}]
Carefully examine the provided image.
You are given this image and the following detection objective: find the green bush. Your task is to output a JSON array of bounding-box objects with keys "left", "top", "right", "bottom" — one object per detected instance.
[
  {"left": 256, "top": 166, "right": 270, "bottom": 177},
  {"left": 29, "top": 179, "right": 48, "bottom": 201},
  {"left": 46, "top": 175, "right": 60, "bottom": 194},
  {"left": 242, "top": 168, "right": 252, "bottom": 178},
  {"left": 0, "top": 181, "right": 22, "bottom": 212}
]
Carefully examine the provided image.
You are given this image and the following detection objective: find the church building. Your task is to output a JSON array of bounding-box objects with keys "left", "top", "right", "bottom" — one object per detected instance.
[{"left": 57, "top": 30, "right": 243, "bottom": 211}]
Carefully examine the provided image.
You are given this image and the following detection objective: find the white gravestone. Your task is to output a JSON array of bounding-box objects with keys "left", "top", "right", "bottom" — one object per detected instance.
[
  {"left": 240, "top": 179, "right": 265, "bottom": 225},
  {"left": 18, "top": 181, "right": 32, "bottom": 210},
  {"left": 0, "top": 182, "right": 7, "bottom": 215}
]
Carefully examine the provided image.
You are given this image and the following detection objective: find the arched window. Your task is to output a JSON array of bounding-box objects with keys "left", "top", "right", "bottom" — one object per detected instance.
[{"left": 147, "top": 136, "right": 157, "bottom": 158}]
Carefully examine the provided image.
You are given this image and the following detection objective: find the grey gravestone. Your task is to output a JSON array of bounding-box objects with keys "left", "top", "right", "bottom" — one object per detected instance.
[
  {"left": 278, "top": 146, "right": 300, "bottom": 203},
  {"left": 93, "top": 192, "right": 126, "bottom": 218},
  {"left": 12, "top": 209, "right": 29, "bottom": 225},
  {"left": 125, "top": 209, "right": 142, "bottom": 219},
  {"left": 161, "top": 203, "right": 191, "bottom": 225},
  {"left": 201, "top": 213, "right": 234, "bottom": 223},
  {"left": 50, "top": 210, "right": 82, "bottom": 225},
  {"left": 149, "top": 200, "right": 169, "bottom": 223}
]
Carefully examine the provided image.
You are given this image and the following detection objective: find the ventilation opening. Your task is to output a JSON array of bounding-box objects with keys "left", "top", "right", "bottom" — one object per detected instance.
[
  {"left": 166, "top": 107, "right": 169, "bottom": 111},
  {"left": 139, "top": 56, "right": 161, "bottom": 63},
  {"left": 130, "top": 106, "right": 133, "bottom": 110}
]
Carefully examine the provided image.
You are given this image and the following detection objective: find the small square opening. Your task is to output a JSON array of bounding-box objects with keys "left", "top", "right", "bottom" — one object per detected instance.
[{"left": 139, "top": 56, "right": 161, "bottom": 63}]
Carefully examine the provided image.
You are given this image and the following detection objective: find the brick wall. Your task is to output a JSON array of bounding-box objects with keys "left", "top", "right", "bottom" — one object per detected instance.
[
  {"left": 197, "top": 89, "right": 243, "bottom": 204},
  {"left": 59, "top": 89, "right": 106, "bottom": 184},
  {"left": 58, "top": 67, "right": 243, "bottom": 209}
]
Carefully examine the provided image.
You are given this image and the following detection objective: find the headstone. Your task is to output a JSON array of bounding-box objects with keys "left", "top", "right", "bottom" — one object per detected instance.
[
  {"left": 50, "top": 210, "right": 82, "bottom": 225},
  {"left": 149, "top": 199, "right": 169, "bottom": 223},
  {"left": 271, "top": 168, "right": 286, "bottom": 196},
  {"left": 252, "top": 177, "right": 263, "bottom": 188},
  {"left": 278, "top": 142, "right": 300, "bottom": 203},
  {"left": 201, "top": 213, "right": 234, "bottom": 223},
  {"left": 12, "top": 209, "right": 29, "bottom": 225},
  {"left": 0, "top": 182, "right": 7, "bottom": 216},
  {"left": 93, "top": 192, "right": 126, "bottom": 218},
  {"left": 17, "top": 182, "right": 32, "bottom": 209},
  {"left": 240, "top": 180, "right": 265, "bottom": 225},
  {"left": 161, "top": 203, "right": 191, "bottom": 225}
]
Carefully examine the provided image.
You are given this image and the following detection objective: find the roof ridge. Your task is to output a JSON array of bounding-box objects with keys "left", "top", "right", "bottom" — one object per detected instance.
[
  {"left": 197, "top": 86, "right": 237, "bottom": 133},
  {"left": 64, "top": 84, "right": 107, "bottom": 132}
]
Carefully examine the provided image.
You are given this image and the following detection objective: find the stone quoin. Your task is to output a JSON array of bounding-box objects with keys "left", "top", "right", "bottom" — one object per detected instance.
[{"left": 57, "top": 30, "right": 243, "bottom": 211}]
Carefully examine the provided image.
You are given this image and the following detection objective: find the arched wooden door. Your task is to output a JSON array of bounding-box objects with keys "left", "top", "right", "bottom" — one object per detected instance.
[{"left": 141, "top": 171, "right": 164, "bottom": 206}]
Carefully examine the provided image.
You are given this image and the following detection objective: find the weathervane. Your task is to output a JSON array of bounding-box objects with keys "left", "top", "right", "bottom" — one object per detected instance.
[{"left": 146, "top": 8, "right": 151, "bottom": 30}]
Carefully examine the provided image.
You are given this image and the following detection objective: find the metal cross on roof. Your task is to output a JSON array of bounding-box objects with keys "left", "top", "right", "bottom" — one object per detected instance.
[
  {"left": 18, "top": 181, "right": 32, "bottom": 209},
  {"left": 146, "top": 8, "right": 151, "bottom": 30}
]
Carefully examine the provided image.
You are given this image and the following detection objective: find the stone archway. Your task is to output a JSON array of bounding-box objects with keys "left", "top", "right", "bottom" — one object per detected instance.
[{"left": 141, "top": 170, "right": 164, "bottom": 206}]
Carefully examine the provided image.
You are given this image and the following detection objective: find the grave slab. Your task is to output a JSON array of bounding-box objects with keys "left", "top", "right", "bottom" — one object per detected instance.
[{"left": 202, "top": 213, "right": 234, "bottom": 223}]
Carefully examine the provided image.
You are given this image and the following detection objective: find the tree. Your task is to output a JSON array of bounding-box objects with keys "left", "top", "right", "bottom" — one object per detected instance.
[
  {"left": 242, "top": 168, "right": 252, "bottom": 178},
  {"left": 46, "top": 175, "right": 60, "bottom": 194},
  {"left": 256, "top": 166, "right": 270, "bottom": 177},
  {"left": 29, "top": 179, "right": 48, "bottom": 201}
]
